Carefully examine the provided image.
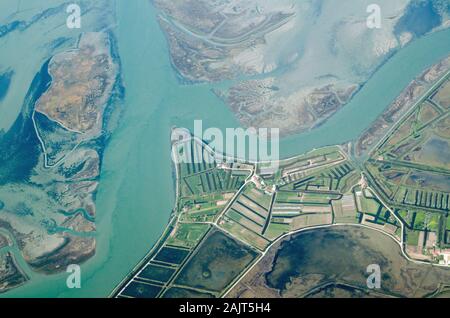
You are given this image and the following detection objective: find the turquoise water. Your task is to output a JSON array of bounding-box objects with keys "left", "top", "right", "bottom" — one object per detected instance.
[
  {"left": 0, "top": 70, "right": 13, "bottom": 101},
  {"left": 2, "top": 0, "right": 450, "bottom": 297}
]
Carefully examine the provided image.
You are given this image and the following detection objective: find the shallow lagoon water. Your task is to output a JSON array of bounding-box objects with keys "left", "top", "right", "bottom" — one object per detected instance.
[
  {"left": 1, "top": 0, "right": 450, "bottom": 297},
  {"left": 0, "top": 71, "right": 13, "bottom": 101}
]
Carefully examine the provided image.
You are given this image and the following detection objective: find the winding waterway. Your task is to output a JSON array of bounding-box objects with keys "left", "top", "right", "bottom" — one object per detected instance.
[{"left": 2, "top": 0, "right": 450, "bottom": 297}]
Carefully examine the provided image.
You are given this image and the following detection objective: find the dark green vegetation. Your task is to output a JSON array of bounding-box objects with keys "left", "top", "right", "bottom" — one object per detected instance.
[
  {"left": 265, "top": 228, "right": 384, "bottom": 293},
  {"left": 120, "top": 281, "right": 162, "bottom": 298},
  {"left": 138, "top": 264, "right": 176, "bottom": 282},
  {"left": 154, "top": 246, "right": 190, "bottom": 265},
  {"left": 178, "top": 140, "right": 246, "bottom": 195},
  {"left": 229, "top": 227, "right": 450, "bottom": 298},
  {"left": 174, "top": 230, "right": 258, "bottom": 292},
  {"left": 115, "top": 227, "right": 259, "bottom": 298},
  {"left": 162, "top": 287, "right": 215, "bottom": 298}
]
